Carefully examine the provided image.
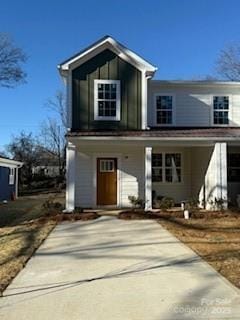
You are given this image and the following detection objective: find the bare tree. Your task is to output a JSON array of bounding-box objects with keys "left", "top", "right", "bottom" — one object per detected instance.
[
  {"left": 216, "top": 43, "right": 240, "bottom": 81},
  {"left": 0, "top": 33, "right": 27, "bottom": 88},
  {"left": 40, "top": 118, "right": 65, "bottom": 175},
  {"left": 45, "top": 90, "right": 67, "bottom": 129},
  {"left": 7, "top": 132, "right": 39, "bottom": 183},
  {"left": 39, "top": 90, "right": 67, "bottom": 176}
]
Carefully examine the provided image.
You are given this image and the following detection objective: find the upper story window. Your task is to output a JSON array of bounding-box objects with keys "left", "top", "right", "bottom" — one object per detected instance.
[
  {"left": 213, "top": 96, "right": 229, "bottom": 125},
  {"left": 94, "top": 80, "right": 120, "bottom": 121},
  {"left": 155, "top": 95, "right": 174, "bottom": 125}
]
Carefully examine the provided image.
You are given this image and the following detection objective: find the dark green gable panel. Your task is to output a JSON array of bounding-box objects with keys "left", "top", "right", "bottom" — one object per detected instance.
[{"left": 72, "top": 49, "right": 142, "bottom": 131}]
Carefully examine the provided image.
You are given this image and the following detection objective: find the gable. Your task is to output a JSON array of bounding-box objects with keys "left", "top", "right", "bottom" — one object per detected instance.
[
  {"left": 72, "top": 48, "right": 142, "bottom": 131},
  {"left": 58, "top": 36, "right": 157, "bottom": 76}
]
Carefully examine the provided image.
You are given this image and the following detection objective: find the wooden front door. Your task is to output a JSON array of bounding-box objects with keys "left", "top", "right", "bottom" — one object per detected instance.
[{"left": 97, "top": 158, "right": 117, "bottom": 205}]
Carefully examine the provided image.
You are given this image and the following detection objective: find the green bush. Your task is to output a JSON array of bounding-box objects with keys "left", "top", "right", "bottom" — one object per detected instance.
[
  {"left": 155, "top": 197, "right": 174, "bottom": 210},
  {"left": 128, "top": 196, "right": 145, "bottom": 209}
]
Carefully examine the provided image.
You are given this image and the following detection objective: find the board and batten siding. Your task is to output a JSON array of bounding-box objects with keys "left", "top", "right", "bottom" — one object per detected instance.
[
  {"left": 75, "top": 146, "right": 144, "bottom": 208},
  {"left": 72, "top": 49, "right": 142, "bottom": 131},
  {"left": 148, "top": 83, "right": 240, "bottom": 127}
]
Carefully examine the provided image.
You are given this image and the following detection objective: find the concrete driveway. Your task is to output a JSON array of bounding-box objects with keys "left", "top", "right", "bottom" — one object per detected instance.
[{"left": 0, "top": 216, "right": 239, "bottom": 320}]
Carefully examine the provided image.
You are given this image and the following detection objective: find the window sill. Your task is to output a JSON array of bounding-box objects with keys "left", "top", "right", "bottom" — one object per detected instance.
[{"left": 94, "top": 117, "right": 120, "bottom": 121}]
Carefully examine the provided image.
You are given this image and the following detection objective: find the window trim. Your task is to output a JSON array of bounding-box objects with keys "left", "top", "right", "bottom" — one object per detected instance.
[
  {"left": 94, "top": 79, "right": 121, "bottom": 121},
  {"left": 9, "top": 167, "right": 15, "bottom": 185},
  {"left": 152, "top": 152, "right": 183, "bottom": 184},
  {"left": 211, "top": 94, "right": 232, "bottom": 126},
  {"left": 154, "top": 93, "right": 176, "bottom": 126}
]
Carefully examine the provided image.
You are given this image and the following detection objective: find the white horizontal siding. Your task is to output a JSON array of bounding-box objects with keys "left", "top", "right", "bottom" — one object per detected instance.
[
  {"left": 148, "top": 83, "right": 240, "bottom": 127},
  {"left": 75, "top": 146, "right": 144, "bottom": 208}
]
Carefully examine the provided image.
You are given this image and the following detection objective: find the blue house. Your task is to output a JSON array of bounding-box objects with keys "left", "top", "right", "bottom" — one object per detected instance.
[{"left": 0, "top": 157, "right": 23, "bottom": 201}]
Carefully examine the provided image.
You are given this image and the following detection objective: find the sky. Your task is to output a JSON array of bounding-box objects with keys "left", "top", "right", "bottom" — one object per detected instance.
[{"left": 1, "top": 0, "right": 240, "bottom": 150}]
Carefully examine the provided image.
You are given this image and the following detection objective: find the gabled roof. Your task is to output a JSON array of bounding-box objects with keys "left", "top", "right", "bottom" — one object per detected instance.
[
  {"left": 58, "top": 35, "right": 157, "bottom": 77},
  {"left": 0, "top": 157, "right": 23, "bottom": 168}
]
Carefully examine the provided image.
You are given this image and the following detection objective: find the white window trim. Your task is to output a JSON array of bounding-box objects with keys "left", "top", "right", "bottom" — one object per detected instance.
[
  {"left": 152, "top": 152, "right": 183, "bottom": 184},
  {"left": 9, "top": 167, "right": 15, "bottom": 185},
  {"left": 154, "top": 93, "right": 176, "bottom": 126},
  {"left": 94, "top": 79, "right": 121, "bottom": 121},
  {"left": 211, "top": 94, "right": 232, "bottom": 126}
]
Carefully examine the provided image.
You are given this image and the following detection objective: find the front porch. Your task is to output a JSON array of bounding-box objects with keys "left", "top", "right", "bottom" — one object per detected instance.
[{"left": 65, "top": 138, "right": 239, "bottom": 211}]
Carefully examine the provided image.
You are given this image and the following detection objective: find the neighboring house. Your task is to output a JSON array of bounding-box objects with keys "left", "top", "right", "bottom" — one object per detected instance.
[
  {"left": 32, "top": 165, "right": 60, "bottom": 177},
  {"left": 32, "top": 150, "right": 63, "bottom": 177},
  {"left": 0, "top": 157, "right": 23, "bottom": 201},
  {"left": 58, "top": 35, "right": 240, "bottom": 211}
]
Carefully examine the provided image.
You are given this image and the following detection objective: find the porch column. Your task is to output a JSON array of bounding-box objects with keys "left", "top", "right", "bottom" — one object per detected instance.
[
  {"left": 145, "top": 147, "right": 152, "bottom": 211},
  {"left": 204, "top": 142, "right": 227, "bottom": 210},
  {"left": 216, "top": 142, "right": 227, "bottom": 208},
  {"left": 66, "top": 142, "right": 76, "bottom": 212}
]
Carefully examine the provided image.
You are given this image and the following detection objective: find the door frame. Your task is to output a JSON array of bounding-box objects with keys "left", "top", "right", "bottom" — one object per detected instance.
[{"left": 92, "top": 153, "right": 122, "bottom": 207}]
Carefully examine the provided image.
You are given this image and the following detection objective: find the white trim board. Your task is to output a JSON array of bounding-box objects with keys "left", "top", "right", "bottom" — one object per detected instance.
[
  {"left": 59, "top": 36, "right": 157, "bottom": 75},
  {"left": 94, "top": 79, "right": 121, "bottom": 121}
]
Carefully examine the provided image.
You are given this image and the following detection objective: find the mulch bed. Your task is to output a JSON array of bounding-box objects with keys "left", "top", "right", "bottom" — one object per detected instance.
[
  {"left": 44, "top": 211, "right": 100, "bottom": 222},
  {"left": 118, "top": 209, "right": 240, "bottom": 220}
]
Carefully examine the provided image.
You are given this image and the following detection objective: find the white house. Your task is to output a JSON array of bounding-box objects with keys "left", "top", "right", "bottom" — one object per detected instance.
[{"left": 58, "top": 36, "right": 240, "bottom": 211}]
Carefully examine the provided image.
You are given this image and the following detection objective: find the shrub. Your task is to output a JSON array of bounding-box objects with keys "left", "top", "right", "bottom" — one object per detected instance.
[
  {"left": 42, "top": 197, "right": 63, "bottom": 215},
  {"left": 128, "top": 196, "right": 145, "bottom": 209},
  {"left": 155, "top": 197, "right": 174, "bottom": 210},
  {"left": 185, "top": 198, "right": 200, "bottom": 211}
]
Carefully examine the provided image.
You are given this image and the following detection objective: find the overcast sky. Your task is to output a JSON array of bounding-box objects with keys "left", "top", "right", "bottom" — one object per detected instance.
[{"left": 1, "top": 0, "right": 240, "bottom": 150}]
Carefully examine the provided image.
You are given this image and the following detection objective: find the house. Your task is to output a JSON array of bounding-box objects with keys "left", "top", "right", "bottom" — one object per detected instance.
[
  {"left": 0, "top": 157, "right": 23, "bottom": 201},
  {"left": 58, "top": 35, "right": 240, "bottom": 211}
]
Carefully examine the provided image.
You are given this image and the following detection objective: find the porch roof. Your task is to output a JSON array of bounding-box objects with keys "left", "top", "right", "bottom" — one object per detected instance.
[{"left": 67, "top": 127, "right": 240, "bottom": 139}]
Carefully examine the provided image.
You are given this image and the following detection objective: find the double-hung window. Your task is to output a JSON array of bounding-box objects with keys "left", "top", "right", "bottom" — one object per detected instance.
[
  {"left": 152, "top": 153, "right": 181, "bottom": 183},
  {"left": 228, "top": 153, "right": 240, "bottom": 182},
  {"left": 94, "top": 80, "right": 120, "bottom": 121},
  {"left": 213, "top": 96, "right": 229, "bottom": 125},
  {"left": 155, "top": 95, "right": 173, "bottom": 125}
]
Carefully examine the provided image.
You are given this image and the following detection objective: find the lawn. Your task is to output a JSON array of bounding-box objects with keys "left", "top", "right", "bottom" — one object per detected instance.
[
  {"left": 157, "top": 212, "right": 240, "bottom": 289},
  {"left": 119, "top": 210, "right": 240, "bottom": 289},
  {"left": 0, "top": 193, "right": 64, "bottom": 295}
]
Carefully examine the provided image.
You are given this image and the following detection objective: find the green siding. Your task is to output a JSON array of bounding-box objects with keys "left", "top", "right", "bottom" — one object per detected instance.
[{"left": 72, "top": 49, "right": 142, "bottom": 131}]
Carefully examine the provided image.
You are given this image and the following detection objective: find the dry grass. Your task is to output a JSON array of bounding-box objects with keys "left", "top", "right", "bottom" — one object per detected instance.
[
  {"left": 158, "top": 213, "right": 240, "bottom": 289},
  {"left": 0, "top": 193, "right": 64, "bottom": 295},
  {"left": 0, "top": 220, "right": 56, "bottom": 294}
]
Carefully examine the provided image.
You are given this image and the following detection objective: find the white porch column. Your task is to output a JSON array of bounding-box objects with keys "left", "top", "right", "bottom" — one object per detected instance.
[
  {"left": 15, "top": 167, "right": 19, "bottom": 198},
  {"left": 204, "top": 142, "right": 227, "bottom": 210},
  {"left": 216, "top": 142, "right": 227, "bottom": 208},
  {"left": 145, "top": 147, "right": 152, "bottom": 211},
  {"left": 66, "top": 142, "right": 76, "bottom": 212}
]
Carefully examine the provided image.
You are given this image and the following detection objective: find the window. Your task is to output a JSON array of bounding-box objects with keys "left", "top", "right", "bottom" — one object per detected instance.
[
  {"left": 94, "top": 80, "right": 120, "bottom": 121},
  {"left": 152, "top": 153, "right": 181, "bottom": 183},
  {"left": 228, "top": 153, "right": 240, "bottom": 182},
  {"left": 152, "top": 154, "right": 163, "bottom": 182},
  {"left": 155, "top": 95, "right": 173, "bottom": 125},
  {"left": 99, "top": 159, "right": 115, "bottom": 172},
  {"left": 213, "top": 96, "right": 229, "bottom": 125},
  {"left": 9, "top": 168, "right": 14, "bottom": 185}
]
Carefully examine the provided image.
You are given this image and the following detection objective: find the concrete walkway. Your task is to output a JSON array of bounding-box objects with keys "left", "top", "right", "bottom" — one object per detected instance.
[{"left": 0, "top": 216, "right": 239, "bottom": 320}]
